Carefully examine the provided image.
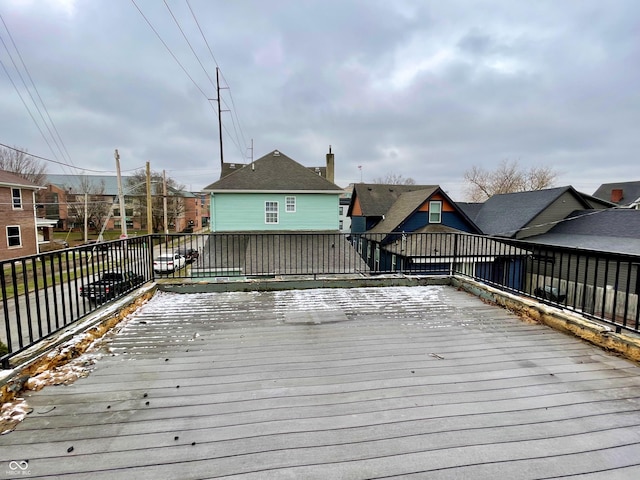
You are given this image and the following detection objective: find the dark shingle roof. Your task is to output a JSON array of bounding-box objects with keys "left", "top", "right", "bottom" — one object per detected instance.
[
  {"left": 350, "top": 183, "right": 439, "bottom": 217},
  {"left": 593, "top": 181, "right": 640, "bottom": 206},
  {"left": 205, "top": 150, "right": 342, "bottom": 192},
  {"left": 220, "top": 163, "right": 248, "bottom": 178},
  {"left": 456, "top": 202, "right": 483, "bottom": 221},
  {"left": 473, "top": 186, "right": 589, "bottom": 237},
  {"left": 527, "top": 209, "right": 640, "bottom": 255}
]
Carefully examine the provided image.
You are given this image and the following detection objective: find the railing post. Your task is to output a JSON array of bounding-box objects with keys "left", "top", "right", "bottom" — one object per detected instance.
[{"left": 451, "top": 233, "right": 459, "bottom": 276}]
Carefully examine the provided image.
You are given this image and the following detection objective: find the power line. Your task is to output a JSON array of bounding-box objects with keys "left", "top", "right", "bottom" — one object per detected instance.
[
  {"left": 131, "top": 0, "right": 250, "bottom": 162},
  {"left": 185, "top": 0, "right": 250, "bottom": 160},
  {"left": 0, "top": 13, "right": 74, "bottom": 168},
  {"left": 0, "top": 142, "right": 142, "bottom": 173},
  {"left": 0, "top": 56, "right": 61, "bottom": 162},
  {"left": 219, "top": 70, "right": 249, "bottom": 157},
  {"left": 130, "top": 0, "right": 210, "bottom": 100},
  {"left": 175, "top": 0, "right": 250, "bottom": 161},
  {"left": 163, "top": 0, "right": 216, "bottom": 91}
]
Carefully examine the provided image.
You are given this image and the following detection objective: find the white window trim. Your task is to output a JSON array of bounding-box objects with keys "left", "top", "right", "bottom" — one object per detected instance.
[
  {"left": 265, "top": 201, "right": 279, "bottom": 224},
  {"left": 429, "top": 200, "right": 442, "bottom": 224},
  {"left": 285, "top": 196, "right": 296, "bottom": 213},
  {"left": 6, "top": 225, "right": 22, "bottom": 248},
  {"left": 12, "top": 188, "right": 23, "bottom": 210}
]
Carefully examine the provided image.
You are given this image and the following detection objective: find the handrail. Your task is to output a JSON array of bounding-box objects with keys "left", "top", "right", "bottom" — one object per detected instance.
[{"left": 2, "top": 232, "right": 638, "bottom": 367}]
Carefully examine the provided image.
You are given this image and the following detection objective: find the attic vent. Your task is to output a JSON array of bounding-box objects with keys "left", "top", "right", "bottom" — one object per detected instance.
[
  {"left": 273, "top": 150, "right": 280, "bottom": 156},
  {"left": 230, "top": 163, "right": 236, "bottom": 169}
]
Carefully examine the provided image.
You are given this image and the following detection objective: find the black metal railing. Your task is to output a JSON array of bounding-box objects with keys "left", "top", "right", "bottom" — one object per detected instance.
[
  {"left": 3, "top": 232, "right": 639, "bottom": 367},
  {"left": 1, "top": 236, "right": 151, "bottom": 367}
]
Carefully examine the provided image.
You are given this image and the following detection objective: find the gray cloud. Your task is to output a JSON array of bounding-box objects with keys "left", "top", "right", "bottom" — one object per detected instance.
[{"left": 1, "top": 0, "right": 639, "bottom": 200}]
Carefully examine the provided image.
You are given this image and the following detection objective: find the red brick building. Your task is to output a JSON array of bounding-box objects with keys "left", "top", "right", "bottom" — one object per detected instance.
[{"left": 0, "top": 170, "right": 43, "bottom": 261}]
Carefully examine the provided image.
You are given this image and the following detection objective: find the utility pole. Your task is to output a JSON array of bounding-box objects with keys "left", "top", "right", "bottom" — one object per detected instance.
[
  {"left": 163, "top": 169, "right": 168, "bottom": 235},
  {"left": 84, "top": 193, "right": 88, "bottom": 244},
  {"left": 146, "top": 162, "right": 153, "bottom": 235},
  {"left": 216, "top": 67, "right": 224, "bottom": 169},
  {"left": 115, "top": 149, "right": 127, "bottom": 239}
]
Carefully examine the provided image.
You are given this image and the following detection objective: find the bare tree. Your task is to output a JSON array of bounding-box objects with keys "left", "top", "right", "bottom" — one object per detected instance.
[
  {"left": 0, "top": 145, "right": 48, "bottom": 185},
  {"left": 66, "top": 177, "right": 111, "bottom": 231},
  {"left": 126, "top": 170, "right": 186, "bottom": 232},
  {"left": 373, "top": 173, "right": 416, "bottom": 185},
  {"left": 464, "top": 159, "right": 558, "bottom": 202}
]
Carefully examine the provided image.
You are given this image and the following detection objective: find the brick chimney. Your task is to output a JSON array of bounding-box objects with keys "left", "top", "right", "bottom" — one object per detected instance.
[
  {"left": 611, "top": 188, "right": 623, "bottom": 203},
  {"left": 326, "top": 145, "right": 335, "bottom": 183}
]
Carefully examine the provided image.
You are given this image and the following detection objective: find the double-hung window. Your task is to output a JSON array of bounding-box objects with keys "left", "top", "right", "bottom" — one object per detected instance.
[
  {"left": 12, "top": 188, "right": 22, "bottom": 209},
  {"left": 265, "top": 201, "right": 279, "bottom": 224},
  {"left": 285, "top": 196, "right": 296, "bottom": 213},
  {"left": 6, "top": 226, "right": 21, "bottom": 247},
  {"left": 429, "top": 201, "right": 442, "bottom": 223}
]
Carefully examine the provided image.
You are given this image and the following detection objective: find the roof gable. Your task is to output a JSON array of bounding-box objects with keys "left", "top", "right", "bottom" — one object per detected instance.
[
  {"left": 473, "top": 186, "right": 590, "bottom": 237},
  {"left": 348, "top": 183, "right": 439, "bottom": 217},
  {"left": 367, "top": 188, "right": 438, "bottom": 233},
  {"left": 365, "top": 187, "right": 481, "bottom": 235},
  {"left": 205, "top": 150, "right": 342, "bottom": 192},
  {"left": 593, "top": 181, "right": 640, "bottom": 206}
]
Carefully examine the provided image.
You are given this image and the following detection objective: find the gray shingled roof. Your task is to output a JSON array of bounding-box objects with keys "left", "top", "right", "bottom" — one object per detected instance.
[
  {"left": 527, "top": 209, "right": 640, "bottom": 255},
  {"left": 205, "top": 150, "right": 342, "bottom": 192},
  {"left": 456, "top": 202, "right": 483, "bottom": 221},
  {"left": 593, "top": 181, "right": 640, "bottom": 206},
  {"left": 349, "top": 183, "right": 439, "bottom": 217},
  {"left": 0, "top": 169, "right": 43, "bottom": 189},
  {"left": 473, "top": 186, "right": 589, "bottom": 237}
]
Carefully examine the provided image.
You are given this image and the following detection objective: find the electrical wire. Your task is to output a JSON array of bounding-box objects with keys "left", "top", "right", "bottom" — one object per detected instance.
[
  {"left": 0, "top": 56, "right": 61, "bottom": 162},
  {"left": 130, "top": 0, "right": 210, "bottom": 100},
  {"left": 185, "top": 0, "right": 250, "bottom": 160},
  {"left": 0, "top": 13, "right": 74, "bottom": 168},
  {"left": 0, "top": 143, "right": 144, "bottom": 173},
  {"left": 163, "top": 0, "right": 216, "bottom": 91}
]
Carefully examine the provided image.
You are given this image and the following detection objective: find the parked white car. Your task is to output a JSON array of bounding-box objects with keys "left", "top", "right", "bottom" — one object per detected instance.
[{"left": 153, "top": 253, "right": 186, "bottom": 273}]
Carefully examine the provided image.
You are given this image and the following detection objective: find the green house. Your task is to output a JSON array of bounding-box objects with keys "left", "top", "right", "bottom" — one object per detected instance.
[{"left": 204, "top": 150, "right": 343, "bottom": 232}]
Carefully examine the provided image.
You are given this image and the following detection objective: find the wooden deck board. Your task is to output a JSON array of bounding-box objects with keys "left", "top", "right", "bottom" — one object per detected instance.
[{"left": 2, "top": 285, "right": 640, "bottom": 479}]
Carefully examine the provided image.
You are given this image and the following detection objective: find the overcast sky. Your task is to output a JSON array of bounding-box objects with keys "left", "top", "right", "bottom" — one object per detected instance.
[{"left": 1, "top": 0, "right": 638, "bottom": 200}]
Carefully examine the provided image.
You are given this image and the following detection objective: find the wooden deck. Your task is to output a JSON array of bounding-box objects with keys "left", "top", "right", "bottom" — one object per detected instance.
[{"left": 2, "top": 285, "right": 640, "bottom": 479}]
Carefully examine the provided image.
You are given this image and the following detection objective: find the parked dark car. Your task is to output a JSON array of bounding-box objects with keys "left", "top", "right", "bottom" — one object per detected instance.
[
  {"left": 534, "top": 285, "right": 566, "bottom": 303},
  {"left": 177, "top": 247, "right": 199, "bottom": 263},
  {"left": 80, "top": 270, "right": 145, "bottom": 303}
]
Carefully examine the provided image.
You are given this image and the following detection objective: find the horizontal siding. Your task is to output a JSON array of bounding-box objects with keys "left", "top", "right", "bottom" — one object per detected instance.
[
  {"left": 518, "top": 193, "right": 585, "bottom": 239},
  {"left": 211, "top": 193, "right": 339, "bottom": 231}
]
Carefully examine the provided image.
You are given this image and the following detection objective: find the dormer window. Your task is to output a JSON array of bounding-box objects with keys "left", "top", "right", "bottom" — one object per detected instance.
[{"left": 429, "top": 201, "right": 442, "bottom": 223}]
